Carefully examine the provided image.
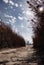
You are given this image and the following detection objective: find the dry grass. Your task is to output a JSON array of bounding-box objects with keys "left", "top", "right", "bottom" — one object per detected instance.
[{"left": 0, "top": 45, "right": 38, "bottom": 65}]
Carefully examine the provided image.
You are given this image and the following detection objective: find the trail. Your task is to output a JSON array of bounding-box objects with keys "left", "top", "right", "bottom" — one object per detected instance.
[{"left": 0, "top": 45, "right": 37, "bottom": 65}]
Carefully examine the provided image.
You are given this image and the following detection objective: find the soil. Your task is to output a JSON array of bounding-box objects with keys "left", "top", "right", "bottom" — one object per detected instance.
[{"left": 0, "top": 45, "right": 38, "bottom": 65}]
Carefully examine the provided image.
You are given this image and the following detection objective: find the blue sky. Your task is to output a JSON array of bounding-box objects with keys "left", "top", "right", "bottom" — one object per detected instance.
[{"left": 0, "top": 0, "right": 34, "bottom": 43}]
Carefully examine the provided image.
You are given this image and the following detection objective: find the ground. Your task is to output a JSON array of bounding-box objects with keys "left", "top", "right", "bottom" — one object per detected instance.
[{"left": 0, "top": 45, "right": 38, "bottom": 65}]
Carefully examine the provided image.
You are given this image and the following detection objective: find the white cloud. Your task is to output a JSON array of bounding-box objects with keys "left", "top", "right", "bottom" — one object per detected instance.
[
  {"left": 21, "top": 32, "right": 33, "bottom": 43},
  {"left": 23, "top": 17, "right": 28, "bottom": 20},
  {"left": 9, "top": 0, "right": 14, "bottom": 5},
  {"left": 10, "top": 6, "right": 13, "bottom": 9},
  {"left": 9, "top": 17, "right": 16, "bottom": 24},
  {"left": 22, "top": 11, "right": 26, "bottom": 14},
  {"left": 22, "top": 10, "right": 34, "bottom": 22},
  {"left": 4, "top": 14, "right": 12, "bottom": 18},
  {"left": 15, "top": 28, "right": 18, "bottom": 33},
  {"left": 26, "top": 28, "right": 29, "bottom": 31},
  {"left": 3, "top": 0, "right": 8, "bottom": 3},
  {"left": 21, "top": 24, "right": 24, "bottom": 28},
  {"left": 18, "top": 16, "right": 23, "bottom": 20},
  {"left": 11, "top": 19, "right": 16, "bottom": 23},
  {"left": 12, "top": 27, "right": 18, "bottom": 33},
  {"left": 3, "top": 0, "right": 15, "bottom": 5},
  {"left": 4, "top": 14, "right": 16, "bottom": 24},
  {"left": 19, "top": 4, "right": 22, "bottom": 7},
  {"left": 15, "top": 3, "right": 18, "bottom": 7},
  {"left": 23, "top": 10, "right": 34, "bottom": 17},
  {"left": 27, "top": 22, "right": 30, "bottom": 27},
  {"left": 25, "top": 11, "right": 31, "bottom": 15},
  {"left": 4, "top": 14, "right": 16, "bottom": 19}
]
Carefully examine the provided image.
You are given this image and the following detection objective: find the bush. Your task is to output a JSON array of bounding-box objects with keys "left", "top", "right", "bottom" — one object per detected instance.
[{"left": 0, "top": 21, "right": 26, "bottom": 49}]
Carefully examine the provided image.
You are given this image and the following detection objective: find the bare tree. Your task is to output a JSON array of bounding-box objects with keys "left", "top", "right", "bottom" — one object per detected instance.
[{"left": 27, "top": 0, "right": 44, "bottom": 50}]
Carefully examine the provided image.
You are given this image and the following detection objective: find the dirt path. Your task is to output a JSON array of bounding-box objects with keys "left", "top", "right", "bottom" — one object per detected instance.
[{"left": 0, "top": 45, "right": 37, "bottom": 65}]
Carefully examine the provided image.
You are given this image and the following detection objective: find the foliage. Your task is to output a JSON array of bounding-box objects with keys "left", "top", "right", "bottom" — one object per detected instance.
[
  {"left": 27, "top": 0, "right": 44, "bottom": 50},
  {"left": 0, "top": 21, "right": 26, "bottom": 49}
]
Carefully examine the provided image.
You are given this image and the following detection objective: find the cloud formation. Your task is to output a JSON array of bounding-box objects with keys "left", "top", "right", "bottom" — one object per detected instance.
[
  {"left": 0, "top": 0, "right": 34, "bottom": 43},
  {"left": 18, "top": 16, "right": 23, "bottom": 20},
  {"left": 3, "top": 0, "right": 8, "bottom": 3}
]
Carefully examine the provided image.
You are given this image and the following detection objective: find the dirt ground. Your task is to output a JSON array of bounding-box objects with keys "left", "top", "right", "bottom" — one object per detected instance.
[{"left": 0, "top": 45, "right": 38, "bottom": 65}]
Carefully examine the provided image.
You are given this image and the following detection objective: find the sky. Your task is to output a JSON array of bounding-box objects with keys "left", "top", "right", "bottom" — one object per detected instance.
[{"left": 0, "top": 0, "right": 34, "bottom": 44}]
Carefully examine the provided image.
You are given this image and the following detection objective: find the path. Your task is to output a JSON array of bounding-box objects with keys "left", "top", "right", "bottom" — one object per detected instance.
[{"left": 0, "top": 45, "right": 37, "bottom": 65}]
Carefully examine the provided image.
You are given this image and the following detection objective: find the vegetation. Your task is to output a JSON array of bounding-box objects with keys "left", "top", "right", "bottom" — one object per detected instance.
[
  {"left": 27, "top": 1, "right": 44, "bottom": 64},
  {"left": 0, "top": 21, "right": 26, "bottom": 49},
  {"left": 33, "top": 13, "right": 44, "bottom": 50},
  {"left": 27, "top": 0, "right": 44, "bottom": 50}
]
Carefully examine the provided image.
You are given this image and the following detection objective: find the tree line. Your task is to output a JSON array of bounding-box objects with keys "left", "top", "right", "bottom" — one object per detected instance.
[{"left": 0, "top": 21, "right": 25, "bottom": 49}]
